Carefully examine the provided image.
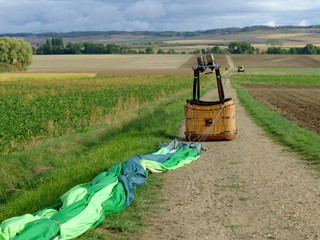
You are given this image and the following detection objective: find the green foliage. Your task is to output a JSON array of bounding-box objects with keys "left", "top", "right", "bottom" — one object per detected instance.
[
  {"left": 210, "top": 46, "right": 229, "bottom": 54},
  {"left": 36, "top": 38, "right": 138, "bottom": 55},
  {"left": 228, "top": 41, "right": 255, "bottom": 54},
  {"left": 267, "top": 47, "right": 288, "bottom": 54},
  {"left": 157, "top": 49, "right": 166, "bottom": 54},
  {"left": 0, "top": 62, "right": 19, "bottom": 72},
  {"left": 267, "top": 44, "right": 320, "bottom": 55},
  {"left": 302, "top": 44, "right": 320, "bottom": 54},
  {"left": 145, "top": 47, "right": 154, "bottom": 54},
  {"left": 0, "top": 37, "right": 33, "bottom": 70}
]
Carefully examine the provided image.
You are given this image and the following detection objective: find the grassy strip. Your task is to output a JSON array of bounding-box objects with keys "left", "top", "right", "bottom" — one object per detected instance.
[
  {"left": 232, "top": 81, "right": 320, "bottom": 163},
  {"left": 233, "top": 74, "right": 320, "bottom": 85},
  {"left": 246, "top": 68, "right": 320, "bottom": 73}
]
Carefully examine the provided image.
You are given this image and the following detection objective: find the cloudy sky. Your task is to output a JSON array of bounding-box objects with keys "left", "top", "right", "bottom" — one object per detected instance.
[{"left": 0, "top": 0, "right": 319, "bottom": 33}]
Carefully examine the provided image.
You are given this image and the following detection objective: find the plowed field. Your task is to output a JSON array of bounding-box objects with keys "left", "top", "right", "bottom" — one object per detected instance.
[
  {"left": 241, "top": 84, "right": 320, "bottom": 135},
  {"left": 232, "top": 55, "right": 320, "bottom": 68}
]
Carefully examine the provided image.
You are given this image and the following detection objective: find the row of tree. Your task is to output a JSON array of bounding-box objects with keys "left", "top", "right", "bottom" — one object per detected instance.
[
  {"left": 35, "top": 38, "right": 320, "bottom": 55},
  {"left": 267, "top": 44, "right": 320, "bottom": 54},
  {"left": 35, "top": 38, "right": 204, "bottom": 55},
  {"left": 195, "top": 42, "right": 320, "bottom": 55},
  {"left": 35, "top": 38, "right": 139, "bottom": 54}
]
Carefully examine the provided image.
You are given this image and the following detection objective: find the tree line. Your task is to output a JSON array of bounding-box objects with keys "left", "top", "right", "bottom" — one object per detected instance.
[
  {"left": 226, "top": 42, "right": 320, "bottom": 54},
  {"left": 35, "top": 38, "right": 320, "bottom": 55},
  {"left": 35, "top": 37, "right": 138, "bottom": 54},
  {"left": 266, "top": 44, "right": 320, "bottom": 54}
]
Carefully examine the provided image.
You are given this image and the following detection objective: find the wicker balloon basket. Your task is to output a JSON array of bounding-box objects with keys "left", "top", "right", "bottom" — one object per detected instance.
[
  {"left": 184, "top": 54, "right": 237, "bottom": 141},
  {"left": 184, "top": 98, "right": 237, "bottom": 141}
]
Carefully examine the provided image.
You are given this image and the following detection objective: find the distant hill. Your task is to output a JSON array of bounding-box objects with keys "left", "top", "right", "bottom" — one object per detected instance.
[{"left": 0, "top": 25, "right": 320, "bottom": 48}]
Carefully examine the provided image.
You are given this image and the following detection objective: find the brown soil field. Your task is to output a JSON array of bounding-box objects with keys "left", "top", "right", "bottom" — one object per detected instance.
[
  {"left": 241, "top": 83, "right": 320, "bottom": 135},
  {"left": 231, "top": 54, "right": 320, "bottom": 69}
]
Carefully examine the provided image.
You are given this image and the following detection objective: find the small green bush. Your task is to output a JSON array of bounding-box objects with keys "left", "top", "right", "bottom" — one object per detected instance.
[{"left": 0, "top": 62, "right": 19, "bottom": 72}]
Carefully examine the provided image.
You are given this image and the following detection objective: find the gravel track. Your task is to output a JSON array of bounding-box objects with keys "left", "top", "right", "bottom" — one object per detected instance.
[{"left": 141, "top": 56, "right": 320, "bottom": 240}]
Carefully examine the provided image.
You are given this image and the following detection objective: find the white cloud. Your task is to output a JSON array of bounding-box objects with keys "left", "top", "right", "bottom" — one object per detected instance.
[
  {"left": 124, "top": 0, "right": 166, "bottom": 19},
  {"left": 265, "top": 20, "right": 278, "bottom": 27},
  {"left": 298, "top": 19, "right": 308, "bottom": 26},
  {"left": 247, "top": 0, "right": 315, "bottom": 11}
]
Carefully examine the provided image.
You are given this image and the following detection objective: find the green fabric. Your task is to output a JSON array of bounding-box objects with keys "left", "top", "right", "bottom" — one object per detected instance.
[
  {"left": 0, "top": 214, "right": 42, "bottom": 240},
  {"left": 101, "top": 182, "right": 126, "bottom": 216},
  {"left": 141, "top": 148, "right": 200, "bottom": 171},
  {"left": 0, "top": 140, "right": 203, "bottom": 240},
  {"left": 13, "top": 218, "right": 60, "bottom": 240}
]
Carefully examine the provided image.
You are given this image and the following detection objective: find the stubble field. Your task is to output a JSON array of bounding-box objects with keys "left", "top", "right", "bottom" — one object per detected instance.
[{"left": 28, "top": 54, "right": 229, "bottom": 74}]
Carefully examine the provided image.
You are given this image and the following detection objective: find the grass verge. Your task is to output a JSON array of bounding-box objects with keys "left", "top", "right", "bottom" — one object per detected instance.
[
  {"left": 232, "top": 80, "right": 320, "bottom": 164},
  {"left": 233, "top": 74, "right": 320, "bottom": 85}
]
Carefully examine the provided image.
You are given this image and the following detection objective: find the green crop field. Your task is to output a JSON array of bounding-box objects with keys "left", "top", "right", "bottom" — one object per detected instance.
[
  {"left": 0, "top": 71, "right": 214, "bottom": 240},
  {"left": 0, "top": 73, "right": 204, "bottom": 154}
]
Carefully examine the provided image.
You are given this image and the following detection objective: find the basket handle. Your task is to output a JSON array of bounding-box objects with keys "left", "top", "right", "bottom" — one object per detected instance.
[{"left": 192, "top": 60, "right": 225, "bottom": 102}]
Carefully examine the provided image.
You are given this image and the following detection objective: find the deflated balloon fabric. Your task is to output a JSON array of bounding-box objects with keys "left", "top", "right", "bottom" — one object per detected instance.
[{"left": 0, "top": 139, "right": 203, "bottom": 240}]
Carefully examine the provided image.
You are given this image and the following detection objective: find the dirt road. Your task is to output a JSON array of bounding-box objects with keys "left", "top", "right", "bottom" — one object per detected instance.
[{"left": 141, "top": 57, "right": 320, "bottom": 240}]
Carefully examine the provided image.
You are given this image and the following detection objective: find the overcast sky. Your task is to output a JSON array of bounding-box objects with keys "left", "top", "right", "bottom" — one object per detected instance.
[{"left": 0, "top": 0, "right": 319, "bottom": 33}]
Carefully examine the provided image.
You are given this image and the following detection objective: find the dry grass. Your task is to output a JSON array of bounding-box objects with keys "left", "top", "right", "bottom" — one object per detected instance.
[
  {"left": 163, "top": 39, "right": 222, "bottom": 44},
  {"left": 0, "top": 73, "right": 96, "bottom": 81},
  {"left": 257, "top": 33, "right": 311, "bottom": 39}
]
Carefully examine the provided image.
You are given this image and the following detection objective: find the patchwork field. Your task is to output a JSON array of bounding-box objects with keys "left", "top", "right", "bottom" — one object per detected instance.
[{"left": 27, "top": 54, "right": 229, "bottom": 74}]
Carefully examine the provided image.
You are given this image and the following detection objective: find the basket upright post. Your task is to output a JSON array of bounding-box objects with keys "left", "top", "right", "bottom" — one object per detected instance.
[
  {"left": 214, "top": 66, "right": 225, "bottom": 101},
  {"left": 192, "top": 67, "right": 200, "bottom": 102}
]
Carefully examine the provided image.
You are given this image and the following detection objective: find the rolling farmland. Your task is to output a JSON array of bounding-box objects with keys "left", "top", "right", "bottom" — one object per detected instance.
[{"left": 1, "top": 53, "right": 320, "bottom": 240}]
